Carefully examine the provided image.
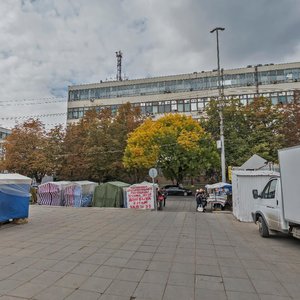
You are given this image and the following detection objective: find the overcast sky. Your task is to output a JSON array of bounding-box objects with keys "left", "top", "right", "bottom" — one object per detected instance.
[{"left": 1, "top": 0, "right": 300, "bottom": 130}]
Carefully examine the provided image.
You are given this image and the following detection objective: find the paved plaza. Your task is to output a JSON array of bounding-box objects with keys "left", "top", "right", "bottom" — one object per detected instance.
[{"left": 0, "top": 197, "right": 300, "bottom": 300}]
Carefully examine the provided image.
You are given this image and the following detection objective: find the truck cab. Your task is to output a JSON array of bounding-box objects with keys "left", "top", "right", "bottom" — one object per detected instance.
[{"left": 252, "top": 177, "right": 289, "bottom": 237}]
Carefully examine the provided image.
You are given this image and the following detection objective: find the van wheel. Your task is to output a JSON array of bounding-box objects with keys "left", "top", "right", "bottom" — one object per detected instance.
[{"left": 258, "top": 216, "right": 269, "bottom": 238}]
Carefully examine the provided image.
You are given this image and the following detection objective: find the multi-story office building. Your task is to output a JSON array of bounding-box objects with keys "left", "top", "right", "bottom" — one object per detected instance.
[
  {"left": 0, "top": 127, "right": 11, "bottom": 160},
  {"left": 67, "top": 62, "right": 300, "bottom": 123}
]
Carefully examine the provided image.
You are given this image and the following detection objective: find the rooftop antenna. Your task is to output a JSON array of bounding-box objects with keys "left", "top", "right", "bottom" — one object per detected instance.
[{"left": 116, "top": 50, "right": 123, "bottom": 81}]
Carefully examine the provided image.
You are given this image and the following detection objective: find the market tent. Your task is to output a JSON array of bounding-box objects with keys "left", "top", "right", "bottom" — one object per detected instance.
[
  {"left": 205, "top": 182, "right": 232, "bottom": 209},
  {"left": 0, "top": 173, "right": 32, "bottom": 222},
  {"left": 37, "top": 181, "right": 70, "bottom": 206},
  {"left": 93, "top": 181, "right": 130, "bottom": 208},
  {"left": 64, "top": 181, "right": 98, "bottom": 207},
  {"left": 205, "top": 182, "right": 232, "bottom": 193}
]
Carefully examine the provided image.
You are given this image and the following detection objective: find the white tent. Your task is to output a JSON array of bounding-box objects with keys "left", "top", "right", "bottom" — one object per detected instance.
[
  {"left": 232, "top": 170, "right": 279, "bottom": 222},
  {"left": 64, "top": 181, "right": 98, "bottom": 207}
]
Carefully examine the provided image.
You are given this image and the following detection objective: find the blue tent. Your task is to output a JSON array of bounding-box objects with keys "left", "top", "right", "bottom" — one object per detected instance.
[{"left": 0, "top": 174, "right": 32, "bottom": 222}]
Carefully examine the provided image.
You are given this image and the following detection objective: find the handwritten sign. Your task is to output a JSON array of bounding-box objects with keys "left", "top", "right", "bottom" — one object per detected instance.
[{"left": 126, "top": 185, "right": 154, "bottom": 209}]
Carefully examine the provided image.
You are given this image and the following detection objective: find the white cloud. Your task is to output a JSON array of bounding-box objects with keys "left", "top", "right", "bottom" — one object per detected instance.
[{"left": 0, "top": 0, "right": 300, "bottom": 129}]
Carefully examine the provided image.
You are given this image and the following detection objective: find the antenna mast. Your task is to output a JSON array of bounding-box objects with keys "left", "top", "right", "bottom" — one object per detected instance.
[{"left": 116, "top": 50, "right": 122, "bottom": 81}]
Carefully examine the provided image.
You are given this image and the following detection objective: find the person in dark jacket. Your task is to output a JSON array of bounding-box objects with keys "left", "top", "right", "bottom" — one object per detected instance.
[{"left": 195, "top": 188, "right": 207, "bottom": 211}]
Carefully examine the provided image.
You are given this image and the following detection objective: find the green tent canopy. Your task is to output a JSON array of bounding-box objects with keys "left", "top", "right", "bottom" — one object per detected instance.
[{"left": 92, "top": 181, "right": 130, "bottom": 208}]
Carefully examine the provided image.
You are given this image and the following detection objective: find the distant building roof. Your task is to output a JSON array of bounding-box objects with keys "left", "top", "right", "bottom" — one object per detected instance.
[{"left": 240, "top": 154, "right": 268, "bottom": 170}]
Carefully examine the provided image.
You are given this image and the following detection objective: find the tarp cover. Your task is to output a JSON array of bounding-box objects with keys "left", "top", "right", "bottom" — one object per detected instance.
[
  {"left": 64, "top": 181, "right": 98, "bottom": 207},
  {"left": 0, "top": 173, "right": 32, "bottom": 222},
  {"left": 93, "top": 181, "right": 130, "bottom": 208},
  {"left": 205, "top": 182, "right": 232, "bottom": 192},
  {"left": 37, "top": 181, "right": 70, "bottom": 206}
]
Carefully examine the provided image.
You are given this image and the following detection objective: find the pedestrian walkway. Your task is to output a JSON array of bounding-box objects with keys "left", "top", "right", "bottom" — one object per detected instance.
[
  {"left": 0, "top": 205, "right": 300, "bottom": 299},
  {"left": 162, "top": 196, "right": 196, "bottom": 212}
]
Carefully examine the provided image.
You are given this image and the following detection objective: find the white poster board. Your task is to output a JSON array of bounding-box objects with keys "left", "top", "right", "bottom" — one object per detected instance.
[{"left": 126, "top": 184, "right": 154, "bottom": 209}]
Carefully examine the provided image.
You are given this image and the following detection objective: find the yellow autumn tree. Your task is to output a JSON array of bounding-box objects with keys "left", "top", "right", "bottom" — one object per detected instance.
[{"left": 124, "top": 113, "right": 219, "bottom": 184}]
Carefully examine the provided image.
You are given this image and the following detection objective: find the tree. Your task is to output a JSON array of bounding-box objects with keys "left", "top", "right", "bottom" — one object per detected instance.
[
  {"left": 3, "top": 119, "right": 48, "bottom": 182},
  {"left": 59, "top": 103, "right": 143, "bottom": 183},
  {"left": 124, "top": 113, "right": 219, "bottom": 184},
  {"left": 279, "top": 102, "right": 300, "bottom": 147},
  {"left": 43, "top": 125, "right": 65, "bottom": 178},
  {"left": 202, "top": 97, "right": 285, "bottom": 167}
]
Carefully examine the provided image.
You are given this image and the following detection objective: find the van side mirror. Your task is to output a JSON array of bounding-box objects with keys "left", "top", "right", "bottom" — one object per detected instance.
[{"left": 252, "top": 189, "right": 259, "bottom": 199}]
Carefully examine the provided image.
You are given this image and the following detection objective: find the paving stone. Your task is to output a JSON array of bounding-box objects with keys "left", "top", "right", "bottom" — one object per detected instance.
[
  {"left": 29, "top": 259, "right": 58, "bottom": 270},
  {"left": 70, "top": 263, "right": 99, "bottom": 276},
  {"left": 195, "top": 288, "right": 227, "bottom": 300},
  {"left": 30, "top": 270, "right": 64, "bottom": 286},
  {"left": 93, "top": 266, "right": 121, "bottom": 279},
  {"left": 148, "top": 261, "right": 172, "bottom": 272},
  {"left": 259, "top": 295, "right": 292, "bottom": 300},
  {"left": 220, "top": 266, "right": 249, "bottom": 279},
  {"left": 223, "top": 277, "right": 256, "bottom": 293},
  {"left": 103, "top": 257, "right": 128, "bottom": 268},
  {"left": 246, "top": 268, "right": 277, "bottom": 281},
  {"left": 33, "top": 285, "right": 74, "bottom": 300},
  {"left": 49, "top": 261, "right": 79, "bottom": 274},
  {"left": 196, "top": 264, "right": 221, "bottom": 277},
  {"left": 84, "top": 253, "right": 110, "bottom": 265},
  {"left": 0, "top": 279, "right": 24, "bottom": 294},
  {"left": 132, "top": 252, "right": 153, "bottom": 261},
  {"left": 0, "top": 296, "right": 31, "bottom": 300},
  {"left": 141, "top": 270, "right": 169, "bottom": 285},
  {"left": 105, "top": 280, "right": 138, "bottom": 297},
  {"left": 133, "top": 282, "right": 165, "bottom": 299},
  {"left": 125, "top": 259, "right": 149, "bottom": 270},
  {"left": 55, "top": 273, "right": 89, "bottom": 289},
  {"left": 168, "top": 272, "right": 195, "bottom": 287},
  {"left": 6, "top": 282, "right": 48, "bottom": 298},
  {"left": 65, "top": 289, "right": 100, "bottom": 300},
  {"left": 79, "top": 276, "right": 112, "bottom": 293},
  {"left": 226, "top": 291, "right": 260, "bottom": 300},
  {"left": 163, "top": 284, "right": 194, "bottom": 300},
  {"left": 99, "top": 294, "right": 130, "bottom": 300},
  {"left": 8, "top": 267, "right": 43, "bottom": 282},
  {"left": 195, "top": 275, "right": 224, "bottom": 291},
  {"left": 116, "top": 268, "right": 144, "bottom": 282}
]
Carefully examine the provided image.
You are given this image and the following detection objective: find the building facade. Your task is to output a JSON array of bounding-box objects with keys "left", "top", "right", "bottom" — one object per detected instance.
[{"left": 67, "top": 62, "right": 300, "bottom": 123}]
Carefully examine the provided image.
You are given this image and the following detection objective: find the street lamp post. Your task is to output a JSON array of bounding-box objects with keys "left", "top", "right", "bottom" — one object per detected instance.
[{"left": 210, "top": 27, "right": 226, "bottom": 183}]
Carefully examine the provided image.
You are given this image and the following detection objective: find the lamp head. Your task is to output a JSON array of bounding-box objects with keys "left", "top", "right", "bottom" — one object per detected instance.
[{"left": 210, "top": 27, "right": 225, "bottom": 33}]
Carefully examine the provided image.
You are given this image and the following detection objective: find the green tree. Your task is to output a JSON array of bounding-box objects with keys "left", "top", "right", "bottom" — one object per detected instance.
[{"left": 202, "top": 97, "right": 285, "bottom": 167}]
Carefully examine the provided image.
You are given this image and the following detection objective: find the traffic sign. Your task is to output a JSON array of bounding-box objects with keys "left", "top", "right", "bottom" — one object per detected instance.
[{"left": 148, "top": 168, "right": 158, "bottom": 178}]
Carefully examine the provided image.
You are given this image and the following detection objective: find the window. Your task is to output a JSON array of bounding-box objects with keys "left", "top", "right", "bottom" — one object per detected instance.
[
  {"left": 177, "top": 100, "right": 184, "bottom": 112},
  {"left": 191, "top": 99, "right": 197, "bottom": 111},
  {"left": 184, "top": 99, "right": 190, "bottom": 112},
  {"left": 171, "top": 100, "right": 177, "bottom": 111},
  {"left": 164, "top": 101, "right": 171, "bottom": 113},
  {"left": 261, "top": 179, "right": 277, "bottom": 199}
]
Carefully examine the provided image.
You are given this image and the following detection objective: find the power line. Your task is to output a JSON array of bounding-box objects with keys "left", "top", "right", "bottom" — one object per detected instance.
[
  {"left": 0, "top": 112, "right": 67, "bottom": 120},
  {"left": 0, "top": 99, "right": 67, "bottom": 107},
  {"left": 0, "top": 96, "right": 66, "bottom": 104}
]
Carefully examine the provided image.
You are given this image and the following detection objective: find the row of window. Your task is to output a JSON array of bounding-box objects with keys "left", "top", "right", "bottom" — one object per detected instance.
[
  {"left": 67, "top": 91, "right": 295, "bottom": 120},
  {"left": 68, "top": 68, "right": 300, "bottom": 101}
]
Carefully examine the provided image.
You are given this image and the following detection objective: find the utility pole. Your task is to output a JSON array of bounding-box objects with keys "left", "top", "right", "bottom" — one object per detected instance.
[
  {"left": 210, "top": 27, "right": 226, "bottom": 183},
  {"left": 116, "top": 50, "right": 123, "bottom": 81}
]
